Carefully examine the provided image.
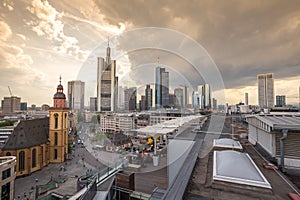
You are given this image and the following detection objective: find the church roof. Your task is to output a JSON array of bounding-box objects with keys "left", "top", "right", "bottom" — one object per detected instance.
[
  {"left": 54, "top": 92, "right": 66, "bottom": 99},
  {"left": 2, "top": 118, "right": 49, "bottom": 150}
]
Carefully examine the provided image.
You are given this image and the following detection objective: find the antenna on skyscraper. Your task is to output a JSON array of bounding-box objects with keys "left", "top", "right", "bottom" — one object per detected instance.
[
  {"left": 108, "top": 36, "right": 110, "bottom": 47},
  {"left": 157, "top": 56, "right": 160, "bottom": 66}
]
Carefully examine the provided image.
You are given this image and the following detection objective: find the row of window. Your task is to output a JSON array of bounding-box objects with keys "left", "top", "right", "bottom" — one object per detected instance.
[
  {"left": 53, "top": 113, "right": 68, "bottom": 129},
  {"left": 11, "top": 148, "right": 57, "bottom": 172}
]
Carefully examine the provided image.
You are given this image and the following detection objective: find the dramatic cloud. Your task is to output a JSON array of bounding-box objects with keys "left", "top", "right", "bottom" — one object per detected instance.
[
  {"left": 2, "top": 0, "right": 14, "bottom": 11},
  {"left": 0, "top": 20, "right": 12, "bottom": 41},
  {"left": 93, "top": 0, "right": 300, "bottom": 88},
  {"left": 26, "top": 0, "right": 89, "bottom": 61}
]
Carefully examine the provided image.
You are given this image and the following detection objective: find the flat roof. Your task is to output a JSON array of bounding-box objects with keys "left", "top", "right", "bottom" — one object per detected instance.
[
  {"left": 136, "top": 115, "right": 200, "bottom": 137},
  {"left": 213, "top": 150, "right": 271, "bottom": 189},
  {"left": 247, "top": 114, "right": 300, "bottom": 130},
  {"left": 213, "top": 138, "right": 243, "bottom": 150}
]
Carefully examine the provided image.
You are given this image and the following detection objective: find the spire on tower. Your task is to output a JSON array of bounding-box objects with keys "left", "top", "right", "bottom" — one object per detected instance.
[
  {"left": 59, "top": 75, "right": 62, "bottom": 85},
  {"left": 157, "top": 56, "right": 160, "bottom": 65},
  {"left": 108, "top": 36, "right": 110, "bottom": 47}
]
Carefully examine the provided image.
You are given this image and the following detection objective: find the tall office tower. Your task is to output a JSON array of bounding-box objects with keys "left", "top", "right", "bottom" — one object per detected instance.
[
  {"left": 276, "top": 95, "right": 286, "bottom": 107},
  {"left": 155, "top": 66, "right": 169, "bottom": 108},
  {"left": 258, "top": 73, "right": 274, "bottom": 108},
  {"left": 203, "top": 84, "right": 211, "bottom": 109},
  {"left": 118, "top": 86, "right": 127, "bottom": 111},
  {"left": 145, "top": 84, "right": 152, "bottom": 110},
  {"left": 195, "top": 84, "right": 211, "bottom": 109},
  {"left": 97, "top": 40, "right": 118, "bottom": 112},
  {"left": 49, "top": 77, "right": 69, "bottom": 162},
  {"left": 197, "top": 85, "right": 204, "bottom": 109},
  {"left": 124, "top": 87, "right": 137, "bottom": 112},
  {"left": 169, "top": 94, "right": 175, "bottom": 107},
  {"left": 140, "top": 95, "right": 146, "bottom": 111},
  {"left": 245, "top": 93, "right": 249, "bottom": 106},
  {"left": 174, "top": 88, "right": 184, "bottom": 108},
  {"left": 180, "top": 85, "right": 188, "bottom": 107},
  {"left": 1, "top": 96, "right": 21, "bottom": 115},
  {"left": 212, "top": 98, "right": 217, "bottom": 110},
  {"left": 192, "top": 91, "right": 199, "bottom": 109},
  {"left": 68, "top": 80, "right": 85, "bottom": 111},
  {"left": 90, "top": 97, "right": 97, "bottom": 112}
]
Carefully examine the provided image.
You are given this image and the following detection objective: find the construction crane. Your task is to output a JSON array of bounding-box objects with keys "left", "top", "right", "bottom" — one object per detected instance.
[{"left": 8, "top": 86, "right": 13, "bottom": 97}]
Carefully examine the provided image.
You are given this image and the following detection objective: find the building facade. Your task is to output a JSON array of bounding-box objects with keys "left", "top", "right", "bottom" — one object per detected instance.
[
  {"left": 1, "top": 118, "right": 50, "bottom": 177},
  {"left": 0, "top": 126, "right": 14, "bottom": 144},
  {"left": 49, "top": 78, "right": 69, "bottom": 163},
  {"left": 97, "top": 41, "right": 118, "bottom": 112},
  {"left": 0, "top": 156, "right": 16, "bottom": 200},
  {"left": 193, "top": 84, "right": 211, "bottom": 109},
  {"left": 1, "top": 97, "right": 21, "bottom": 115},
  {"left": 68, "top": 80, "right": 85, "bottom": 111},
  {"left": 276, "top": 95, "right": 286, "bottom": 107},
  {"left": 246, "top": 114, "right": 300, "bottom": 168},
  {"left": 258, "top": 73, "right": 274, "bottom": 108},
  {"left": 174, "top": 88, "right": 184, "bottom": 108},
  {"left": 145, "top": 84, "right": 152, "bottom": 110},
  {"left": 124, "top": 87, "right": 137, "bottom": 112},
  {"left": 245, "top": 93, "right": 249, "bottom": 106},
  {"left": 90, "top": 97, "right": 97, "bottom": 112},
  {"left": 155, "top": 67, "right": 169, "bottom": 108}
]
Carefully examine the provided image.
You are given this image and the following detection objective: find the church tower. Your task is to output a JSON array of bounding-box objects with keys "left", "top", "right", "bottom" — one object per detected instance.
[{"left": 49, "top": 76, "right": 69, "bottom": 163}]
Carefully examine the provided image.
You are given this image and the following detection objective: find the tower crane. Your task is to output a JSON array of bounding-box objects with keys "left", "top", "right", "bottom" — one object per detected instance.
[{"left": 8, "top": 86, "right": 13, "bottom": 97}]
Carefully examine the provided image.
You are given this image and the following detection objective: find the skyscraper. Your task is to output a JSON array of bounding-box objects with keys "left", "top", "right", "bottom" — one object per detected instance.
[
  {"left": 174, "top": 87, "right": 184, "bottom": 108},
  {"left": 124, "top": 87, "right": 137, "bottom": 112},
  {"left": 258, "top": 73, "right": 274, "bottom": 108},
  {"left": 212, "top": 98, "right": 217, "bottom": 110},
  {"left": 245, "top": 93, "right": 249, "bottom": 106},
  {"left": 97, "top": 40, "right": 118, "bottom": 112},
  {"left": 145, "top": 84, "right": 152, "bottom": 110},
  {"left": 68, "top": 80, "right": 85, "bottom": 111},
  {"left": 155, "top": 66, "right": 169, "bottom": 108},
  {"left": 203, "top": 84, "right": 211, "bottom": 109},
  {"left": 195, "top": 84, "right": 211, "bottom": 109},
  {"left": 118, "top": 86, "right": 127, "bottom": 111},
  {"left": 90, "top": 97, "right": 97, "bottom": 112},
  {"left": 180, "top": 85, "right": 188, "bottom": 107}
]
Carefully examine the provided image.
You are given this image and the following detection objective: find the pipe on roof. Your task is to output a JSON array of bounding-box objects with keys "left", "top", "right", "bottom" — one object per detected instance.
[{"left": 280, "top": 129, "right": 288, "bottom": 173}]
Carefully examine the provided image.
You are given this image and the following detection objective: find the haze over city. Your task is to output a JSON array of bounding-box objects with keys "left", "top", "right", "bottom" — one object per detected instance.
[{"left": 1, "top": 0, "right": 300, "bottom": 106}]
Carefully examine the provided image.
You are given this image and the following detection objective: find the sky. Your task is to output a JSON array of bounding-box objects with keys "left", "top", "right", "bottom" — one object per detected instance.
[{"left": 0, "top": 0, "right": 300, "bottom": 106}]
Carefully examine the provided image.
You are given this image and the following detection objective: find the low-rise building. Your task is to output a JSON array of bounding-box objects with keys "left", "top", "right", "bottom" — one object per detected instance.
[
  {"left": 1, "top": 118, "right": 49, "bottom": 176},
  {"left": 246, "top": 114, "right": 300, "bottom": 169},
  {"left": 0, "top": 156, "right": 16, "bottom": 200}
]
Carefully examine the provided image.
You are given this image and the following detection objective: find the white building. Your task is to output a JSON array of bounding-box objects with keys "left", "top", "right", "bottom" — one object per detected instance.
[
  {"left": 0, "top": 156, "right": 16, "bottom": 200},
  {"left": 246, "top": 114, "right": 300, "bottom": 169}
]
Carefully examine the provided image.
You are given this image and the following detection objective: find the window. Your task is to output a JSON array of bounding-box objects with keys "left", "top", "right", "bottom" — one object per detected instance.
[
  {"left": 54, "top": 149, "right": 58, "bottom": 159},
  {"left": 6, "top": 152, "right": 11, "bottom": 156},
  {"left": 1, "top": 182, "right": 10, "bottom": 200},
  {"left": 54, "top": 132, "right": 58, "bottom": 145},
  {"left": 2, "top": 168, "right": 11, "bottom": 180},
  {"left": 32, "top": 149, "right": 37, "bottom": 168},
  {"left": 54, "top": 113, "right": 59, "bottom": 129},
  {"left": 19, "top": 151, "right": 25, "bottom": 171}
]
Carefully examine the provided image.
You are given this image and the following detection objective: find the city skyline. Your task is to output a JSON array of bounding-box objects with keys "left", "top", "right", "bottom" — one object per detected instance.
[{"left": 0, "top": 1, "right": 300, "bottom": 106}]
